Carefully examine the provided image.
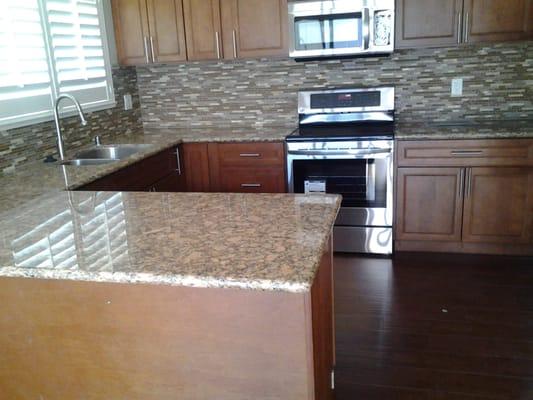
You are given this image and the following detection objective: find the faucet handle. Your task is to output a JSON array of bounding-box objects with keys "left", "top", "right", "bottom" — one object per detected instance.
[{"left": 94, "top": 135, "right": 102, "bottom": 146}]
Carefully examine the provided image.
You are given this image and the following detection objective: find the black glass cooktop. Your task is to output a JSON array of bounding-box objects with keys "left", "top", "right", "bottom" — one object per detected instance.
[{"left": 286, "top": 123, "right": 394, "bottom": 142}]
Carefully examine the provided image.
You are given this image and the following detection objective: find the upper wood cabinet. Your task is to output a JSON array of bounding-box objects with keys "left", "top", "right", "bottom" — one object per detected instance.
[
  {"left": 396, "top": 0, "right": 533, "bottom": 49},
  {"left": 463, "top": 0, "right": 533, "bottom": 43},
  {"left": 182, "top": 0, "right": 223, "bottom": 60},
  {"left": 462, "top": 167, "right": 533, "bottom": 244},
  {"left": 396, "top": 0, "right": 463, "bottom": 48},
  {"left": 146, "top": 0, "right": 188, "bottom": 63},
  {"left": 220, "top": 0, "right": 288, "bottom": 59},
  {"left": 112, "top": 0, "right": 187, "bottom": 65},
  {"left": 112, "top": 0, "right": 151, "bottom": 65}
]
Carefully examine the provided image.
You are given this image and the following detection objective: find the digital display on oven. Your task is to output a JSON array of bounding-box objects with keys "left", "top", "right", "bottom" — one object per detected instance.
[{"left": 310, "top": 91, "right": 381, "bottom": 109}]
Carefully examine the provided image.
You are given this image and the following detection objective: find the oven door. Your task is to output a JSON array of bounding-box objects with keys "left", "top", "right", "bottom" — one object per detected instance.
[{"left": 287, "top": 140, "right": 394, "bottom": 253}]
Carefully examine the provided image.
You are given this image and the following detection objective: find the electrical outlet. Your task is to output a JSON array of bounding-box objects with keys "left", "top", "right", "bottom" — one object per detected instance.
[
  {"left": 123, "top": 94, "right": 133, "bottom": 110},
  {"left": 451, "top": 78, "right": 463, "bottom": 97}
]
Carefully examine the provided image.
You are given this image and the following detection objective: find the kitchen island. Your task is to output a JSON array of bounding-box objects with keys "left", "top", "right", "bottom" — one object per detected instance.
[{"left": 0, "top": 190, "right": 340, "bottom": 400}]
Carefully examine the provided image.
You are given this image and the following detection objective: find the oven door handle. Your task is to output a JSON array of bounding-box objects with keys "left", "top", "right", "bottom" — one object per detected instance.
[{"left": 287, "top": 148, "right": 392, "bottom": 157}]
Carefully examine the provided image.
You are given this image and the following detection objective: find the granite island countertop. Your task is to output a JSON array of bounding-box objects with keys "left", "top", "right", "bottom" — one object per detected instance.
[
  {"left": 0, "top": 191, "right": 340, "bottom": 292},
  {"left": 395, "top": 120, "right": 533, "bottom": 140}
]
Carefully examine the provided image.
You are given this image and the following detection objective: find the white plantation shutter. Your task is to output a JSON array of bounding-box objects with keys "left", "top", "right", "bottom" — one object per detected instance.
[
  {"left": 45, "top": 0, "right": 113, "bottom": 108},
  {"left": 0, "top": 0, "right": 114, "bottom": 128},
  {"left": 0, "top": 0, "right": 53, "bottom": 124}
]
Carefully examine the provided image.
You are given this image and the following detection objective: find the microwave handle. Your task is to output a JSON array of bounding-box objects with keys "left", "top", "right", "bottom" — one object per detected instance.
[{"left": 362, "top": 8, "right": 370, "bottom": 50}]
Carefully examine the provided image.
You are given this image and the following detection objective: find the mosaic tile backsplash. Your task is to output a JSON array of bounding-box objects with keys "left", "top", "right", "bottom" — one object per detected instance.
[
  {"left": 0, "top": 67, "right": 142, "bottom": 174},
  {"left": 137, "top": 41, "right": 532, "bottom": 129}
]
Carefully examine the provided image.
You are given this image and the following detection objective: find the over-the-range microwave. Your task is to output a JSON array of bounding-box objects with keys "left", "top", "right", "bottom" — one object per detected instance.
[{"left": 288, "top": 0, "right": 395, "bottom": 59}]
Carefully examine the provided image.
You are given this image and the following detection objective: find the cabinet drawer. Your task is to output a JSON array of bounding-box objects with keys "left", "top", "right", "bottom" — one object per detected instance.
[
  {"left": 397, "top": 139, "right": 533, "bottom": 167},
  {"left": 218, "top": 167, "right": 285, "bottom": 193},
  {"left": 214, "top": 142, "right": 285, "bottom": 167}
]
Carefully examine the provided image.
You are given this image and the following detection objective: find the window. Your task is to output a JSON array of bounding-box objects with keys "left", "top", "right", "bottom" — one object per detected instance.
[{"left": 0, "top": 0, "right": 115, "bottom": 128}]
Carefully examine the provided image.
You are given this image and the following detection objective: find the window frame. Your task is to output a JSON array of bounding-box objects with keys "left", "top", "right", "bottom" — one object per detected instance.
[{"left": 1, "top": 0, "right": 116, "bottom": 130}]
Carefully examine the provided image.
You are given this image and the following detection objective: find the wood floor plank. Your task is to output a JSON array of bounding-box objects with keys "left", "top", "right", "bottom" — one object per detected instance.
[{"left": 334, "top": 253, "right": 533, "bottom": 399}]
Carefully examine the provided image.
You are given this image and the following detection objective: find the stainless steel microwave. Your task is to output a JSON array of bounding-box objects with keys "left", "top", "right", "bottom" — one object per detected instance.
[{"left": 288, "top": 0, "right": 395, "bottom": 59}]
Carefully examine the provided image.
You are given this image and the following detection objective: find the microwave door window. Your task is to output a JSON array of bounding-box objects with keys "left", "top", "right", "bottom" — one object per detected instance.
[{"left": 295, "top": 13, "right": 362, "bottom": 51}]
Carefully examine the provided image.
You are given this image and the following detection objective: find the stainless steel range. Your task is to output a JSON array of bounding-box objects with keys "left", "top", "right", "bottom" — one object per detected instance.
[{"left": 286, "top": 87, "right": 394, "bottom": 254}]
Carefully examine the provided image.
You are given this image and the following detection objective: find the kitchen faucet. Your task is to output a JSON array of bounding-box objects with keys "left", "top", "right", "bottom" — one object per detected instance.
[{"left": 53, "top": 93, "right": 87, "bottom": 160}]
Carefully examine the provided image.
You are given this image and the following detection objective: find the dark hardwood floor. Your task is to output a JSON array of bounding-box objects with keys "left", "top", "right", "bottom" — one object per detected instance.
[{"left": 334, "top": 252, "right": 533, "bottom": 400}]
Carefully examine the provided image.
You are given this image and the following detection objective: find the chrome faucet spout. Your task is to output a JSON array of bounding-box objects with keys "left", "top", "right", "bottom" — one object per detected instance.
[{"left": 53, "top": 93, "right": 87, "bottom": 160}]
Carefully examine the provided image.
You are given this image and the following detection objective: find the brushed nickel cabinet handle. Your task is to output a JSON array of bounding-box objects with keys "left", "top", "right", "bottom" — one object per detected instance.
[
  {"left": 464, "top": 12, "right": 470, "bottom": 43},
  {"left": 458, "top": 168, "right": 465, "bottom": 198},
  {"left": 143, "top": 37, "right": 150, "bottom": 63},
  {"left": 232, "top": 29, "right": 237, "bottom": 58},
  {"left": 215, "top": 31, "right": 221, "bottom": 59},
  {"left": 457, "top": 12, "right": 462, "bottom": 43},
  {"left": 465, "top": 168, "right": 472, "bottom": 197},
  {"left": 241, "top": 183, "right": 261, "bottom": 188},
  {"left": 174, "top": 148, "right": 181, "bottom": 175},
  {"left": 239, "top": 153, "right": 261, "bottom": 157},
  {"left": 451, "top": 150, "right": 483, "bottom": 156},
  {"left": 150, "top": 36, "right": 156, "bottom": 62}
]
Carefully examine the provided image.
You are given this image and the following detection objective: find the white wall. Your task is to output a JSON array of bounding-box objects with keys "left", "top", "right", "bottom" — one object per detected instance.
[{"left": 102, "top": 0, "right": 119, "bottom": 66}]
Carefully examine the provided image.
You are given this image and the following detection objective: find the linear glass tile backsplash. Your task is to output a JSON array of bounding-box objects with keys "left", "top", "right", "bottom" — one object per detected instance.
[
  {"left": 0, "top": 67, "right": 142, "bottom": 175},
  {"left": 137, "top": 41, "right": 532, "bottom": 129}
]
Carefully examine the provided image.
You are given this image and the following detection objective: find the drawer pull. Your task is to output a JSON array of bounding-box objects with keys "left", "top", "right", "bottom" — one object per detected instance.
[
  {"left": 239, "top": 153, "right": 261, "bottom": 157},
  {"left": 451, "top": 150, "right": 483, "bottom": 156},
  {"left": 241, "top": 183, "right": 261, "bottom": 188}
]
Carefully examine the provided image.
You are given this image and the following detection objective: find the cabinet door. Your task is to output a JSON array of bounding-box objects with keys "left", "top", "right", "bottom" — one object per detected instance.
[
  {"left": 462, "top": 167, "right": 533, "bottom": 244},
  {"left": 112, "top": 0, "right": 151, "bottom": 65},
  {"left": 182, "top": 143, "right": 211, "bottom": 192},
  {"left": 463, "top": 0, "right": 533, "bottom": 43},
  {"left": 396, "top": 167, "right": 465, "bottom": 241},
  {"left": 146, "top": 0, "right": 188, "bottom": 62},
  {"left": 395, "top": 0, "right": 463, "bottom": 48},
  {"left": 183, "top": 0, "right": 222, "bottom": 60},
  {"left": 220, "top": 0, "right": 288, "bottom": 59}
]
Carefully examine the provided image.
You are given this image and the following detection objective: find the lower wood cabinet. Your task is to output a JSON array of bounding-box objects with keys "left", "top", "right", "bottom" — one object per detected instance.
[
  {"left": 78, "top": 141, "right": 286, "bottom": 194},
  {"left": 396, "top": 167, "right": 464, "bottom": 242},
  {"left": 462, "top": 167, "right": 533, "bottom": 244},
  {"left": 395, "top": 139, "right": 533, "bottom": 255},
  {"left": 78, "top": 146, "right": 184, "bottom": 192},
  {"left": 208, "top": 142, "right": 286, "bottom": 193}
]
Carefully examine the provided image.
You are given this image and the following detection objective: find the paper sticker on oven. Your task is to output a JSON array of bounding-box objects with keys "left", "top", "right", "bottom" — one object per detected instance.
[{"left": 305, "top": 180, "right": 326, "bottom": 194}]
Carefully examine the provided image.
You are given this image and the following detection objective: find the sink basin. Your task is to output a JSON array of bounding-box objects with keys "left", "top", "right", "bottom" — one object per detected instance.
[
  {"left": 60, "top": 159, "right": 118, "bottom": 166},
  {"left": 74, "top": 144, "right": 154, "bottom": 160}
]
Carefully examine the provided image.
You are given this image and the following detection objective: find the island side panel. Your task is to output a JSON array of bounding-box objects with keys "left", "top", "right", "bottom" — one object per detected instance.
[
  {"left": 0, "top": 278, "right": 314, "bottom": 400},
  {"left": 311, "top": 235, "right": 334, "bottom": 400}
]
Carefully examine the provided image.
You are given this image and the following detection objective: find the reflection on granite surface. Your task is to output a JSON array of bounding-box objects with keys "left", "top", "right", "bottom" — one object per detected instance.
[
  {"left": 0, "top": 191, "right": 341, "bottom": 292},
  {"left": 395, "top": 120, "right": 533, "bottom": 140}
]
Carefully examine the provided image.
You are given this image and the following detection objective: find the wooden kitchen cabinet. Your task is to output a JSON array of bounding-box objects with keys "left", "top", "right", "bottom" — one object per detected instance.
[
  {"left": 462, "top": 167, "right": 533, "bottom": 244},
  {"left": 182, "top": 143, "right": 212, "bottom": 192},
  {"left": 182, "top": 0, "right": 222, "bottom": 60},
  {"left": 396, "top": 0, "right": 463, "bottom": 48},
  {"left": 395, "top": 139, "right": 533, "bottom": 255},
  {"left": 112, "top": 0, "right": 187, "bottom": 65},
  {"left": 462, "top": 0, "right": 533, "bottom": 43},
  {"left": 220, "top": 0, "right": 288, "bottom": 59},
  {"left": 396, "top": 167, "right": 464, "bottom": 242},
  {"left": 396, "top": 0, "right": 533, "bottom": 49},
  {"left": 146, "top": 0, "right": 188, "bottom": 63},
  {"left": 112, "top": 0, "right": 151, "bottom": 65},
  {"left": 78, "top": 146, "right": 184, "bottom": 192},
  {"left": 208, "top": 142, "right": 286, "bottom": 193}
]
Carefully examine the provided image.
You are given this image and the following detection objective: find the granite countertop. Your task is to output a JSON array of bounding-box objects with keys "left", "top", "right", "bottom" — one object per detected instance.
[
  {"left": 0, "top": 126, "right": 294, "bottom": 213},
  {"left": 395, "top": 120, "right": 533, "bottom": 140},
  {"left": 0, "top": 191, "right": 340, "bottom": 292}
]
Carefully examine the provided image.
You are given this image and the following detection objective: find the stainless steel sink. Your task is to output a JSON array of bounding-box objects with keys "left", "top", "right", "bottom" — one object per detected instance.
[
  {"left": 60, "top": 159, "right": 118, "bottom": 166},
  {"left": 74, "top": 144, "right": 154, "bottom": 160}
]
